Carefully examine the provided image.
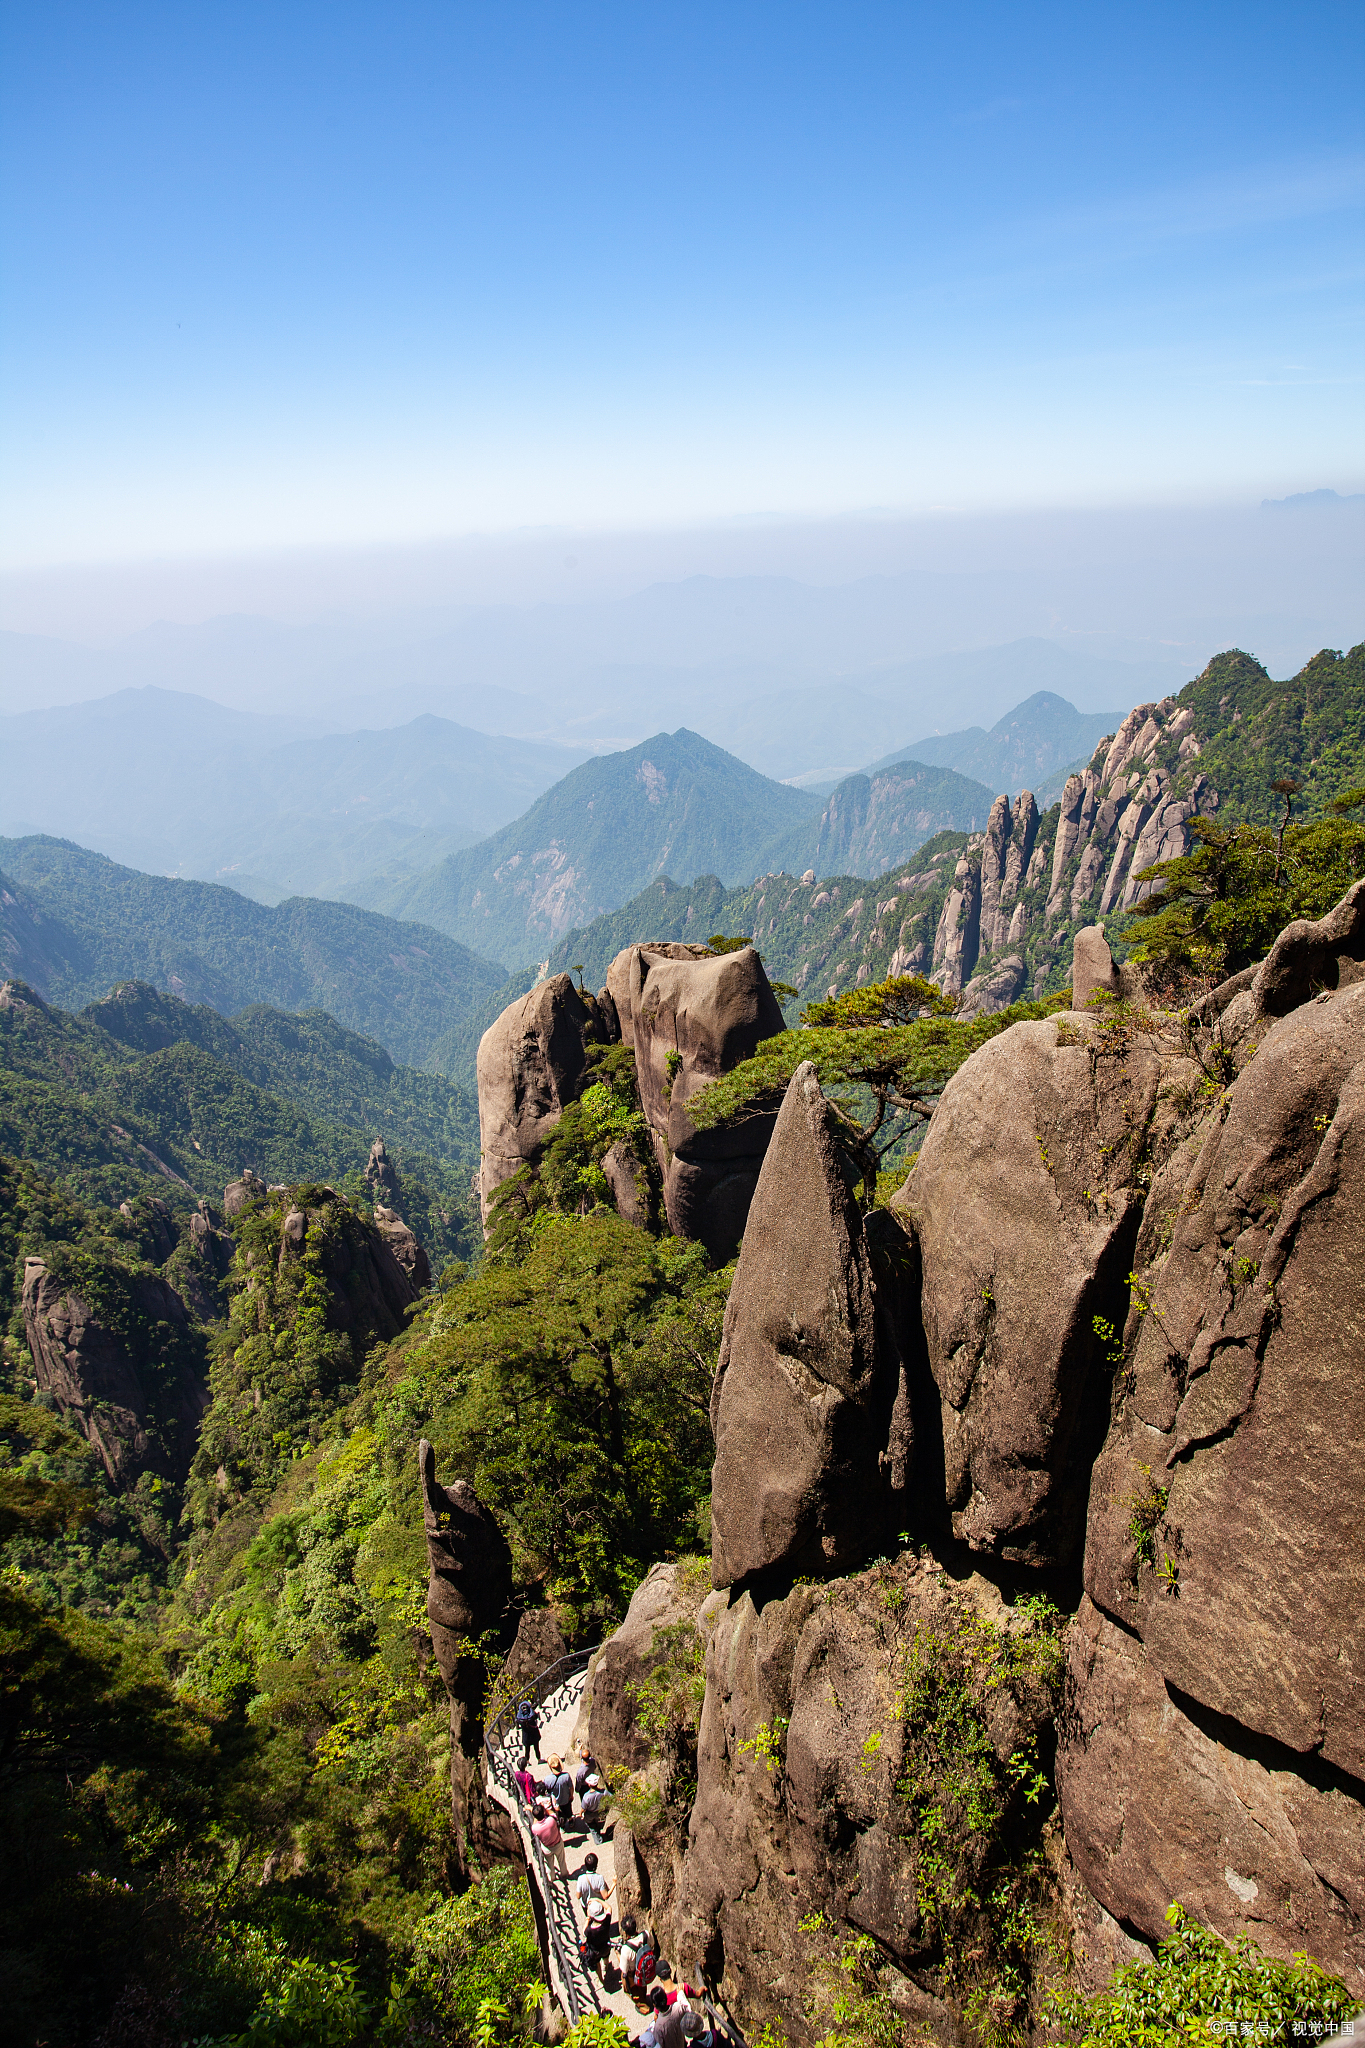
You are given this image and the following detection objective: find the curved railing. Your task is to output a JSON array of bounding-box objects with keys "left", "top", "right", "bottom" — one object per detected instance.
[
  {"left": 484, "top": 1646, "right": 747, "bottom": 2043},
  {"left": 485, "top": 1649, "right": 602, "bottom": 2024}
]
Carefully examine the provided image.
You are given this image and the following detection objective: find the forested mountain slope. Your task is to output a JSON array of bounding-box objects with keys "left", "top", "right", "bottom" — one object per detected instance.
[
  {"left": 0, "top": 837, "right": 508, "bottom": 1072},
  {"left": 0, "top": 978, "right": 478, "bottom": 1250},
  {"left": 541, "top": 645, "right": 1365, "bottom": 1018},
  {"left": 762, "top": 757, "right": 998, "bottom": 877},
  {"left": 344, "top": 728, "right": 820, "bottom": 965}
]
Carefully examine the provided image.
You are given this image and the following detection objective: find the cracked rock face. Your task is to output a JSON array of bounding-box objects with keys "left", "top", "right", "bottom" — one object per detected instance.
[
  {"left": 22, "top": 1259, "right": 208, "bottom": 1487},
  {"left": 709, "top": 1061, "right": 915, "bottom": 1590},
  {"left": 475, "top": 973, "right": 609, "bottom": 1225},
  {"left": 1061, "top": 969, "right": 1365, "bottom": 1989},
  {"left": 892, "top": 1008, "right": 1171, "bottom": 1566}
]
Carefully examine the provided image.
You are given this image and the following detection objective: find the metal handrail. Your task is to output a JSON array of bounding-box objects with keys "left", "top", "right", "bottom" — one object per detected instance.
[
  {"left": 484, "top": 1646, "right": 748, "bottom": 2041},
  {"left": 485, "top": 1647, "right": 601, "bottom": 2024}
]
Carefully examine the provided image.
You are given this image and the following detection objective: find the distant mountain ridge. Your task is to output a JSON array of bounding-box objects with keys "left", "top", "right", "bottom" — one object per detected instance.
[
  {"left": 0, "top": 837, "right": 507, "bottom": 1073},
  {"left": 865, "top": 690, "right": 1122, "bottom": 800},
  {"left": 0, "top": 687, "right": 591, "bottom": 902},
  {"left": 344, "top": 728, "right": 823, "bottom": 966},
  {"left": 532, "top": 643, "right": 1364, "bottom": 1025}
]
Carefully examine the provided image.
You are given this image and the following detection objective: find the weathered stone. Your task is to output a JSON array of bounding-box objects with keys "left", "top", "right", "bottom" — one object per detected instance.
[
  {"left": 1071, "top": 926, "right": 1124, "bottom": 1009},
  {"left": 892, "top": 1008, "right": 1163, "bottom": 1564},
  {"left": 475, "top": 973, "right": 610, "bottom": 1224},
  {"left": 932, "top": 853, "right": 982, "bottom": 996},
  {"left": 956, "top": 952, "right": 1026, "bottom": 1020},
  {"left": 629, "top": 943, "right": 785, "bottom": 1257},
  {"left": 710, "top": 1061, "right": 914, "bottom": 1590},
  {"left": 605, "top": 940, "right": 710, "bottom": 1049},
  {"left": 418, "top": 1437, "right": 514, "bottom": 1671},
  {"left": 364, "top": 1135, "right": 400, "bottom": 1201},
  {"left": 22, "top": 1259, "right": 208, "bottom": 1486},
  {"left": 224, "top": 1168, "right": 268, "bottom": 1216},
  {"left": 418, "top": 1440, "right": 519, "bottom": 1880},
  {"left": 1082, "top": 980, "right": 1365, "bottom": 1777},
  {"left": 601, "top": 1139, "right": 651, "bottom": 1228},
  {"left": 1252, "top": 876, "right": 1365, "bottom": 1017},
  {"left": 1058, "top": 1598, "right": 1365, "bottom": 1991},
  {"left": 372, "top": 1206, "right": 432, "bottom": 1289},
  {"left": 673, "top": 1557, "right": 1059, "bottom": 2042},
  {"left": 586, "top": 1559, "right": 708, "bottom": 1773},
  {"left": 631, "top": 945, "right": 785, "bottom": 1156},
  {"left": 499, "top": 1606, "right": 570, "bottom": 1703}
]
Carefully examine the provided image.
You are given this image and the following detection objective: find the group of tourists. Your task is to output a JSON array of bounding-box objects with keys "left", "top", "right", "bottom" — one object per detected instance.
[
  {"left": 513, "top": 1702, "right": 612, "bottom": 1867},
  {"left": 508, "top": 1695, "right": 723, "bottom": 2047}
]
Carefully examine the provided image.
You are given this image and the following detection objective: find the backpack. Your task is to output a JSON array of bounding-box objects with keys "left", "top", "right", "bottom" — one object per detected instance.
[{"left": 628, "top": 1932, "right": 658, "bottom": 1994}]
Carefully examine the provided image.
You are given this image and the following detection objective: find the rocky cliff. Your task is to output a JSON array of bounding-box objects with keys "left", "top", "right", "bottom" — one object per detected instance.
[
  {"left": 23, "top": 1254, "right": 209, "bottom": 1486},
  {"left": 475, "top": 941, "right": 785, "bottom": 1256},
  {"left": 582, "top": 888, "right": 1365, "bottom": 2041}
]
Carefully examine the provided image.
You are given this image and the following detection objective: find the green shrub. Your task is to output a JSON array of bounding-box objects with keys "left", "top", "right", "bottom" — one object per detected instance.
[{"left": 1047, "top": 1901, "right": 1360, "bottom": 2047}]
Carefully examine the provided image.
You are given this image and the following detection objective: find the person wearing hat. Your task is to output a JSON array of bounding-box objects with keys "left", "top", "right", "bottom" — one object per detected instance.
[
  {"left": 580, "top": 1770, "right": 611, "bottom": 1843},
  {"left": 581, "top": 1894, "right": 613, "bottom": 1979}
]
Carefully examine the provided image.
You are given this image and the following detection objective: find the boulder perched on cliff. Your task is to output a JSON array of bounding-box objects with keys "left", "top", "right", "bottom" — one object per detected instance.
[
  {"left": 891, "top": 1001, "right": 1174, "bottom": 1565},
  {"left": 626, "top": 942, "right": 786, "bottom": 1258},
  {"left": 22, "top": 1257, "right": 209, "bottom": 1486},
  {"left": 1058, "top": 970, "right": 1365, "bottom": 1986},
  {"left": 476, "top": 973, "right": 610, "bottom": 1225},
  {"left": 1251, "top": 875, "right": 1365, "bottom": 1017},
  {"left": 710, "top": 1061, "right": 914, "bottom": 1590},
  {"left": 604, "top": 940, "right": 711, "bottom": 1048}
]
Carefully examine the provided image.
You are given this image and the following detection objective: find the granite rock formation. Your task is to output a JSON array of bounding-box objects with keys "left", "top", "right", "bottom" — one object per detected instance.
[
  {"left": 709, "top": 1061, "right": 915, "bottom": 1589},
  {"left": 889, "top": 968, "right": 1181, "bottom": 1567},
  {"left": 475, "top": 972, "right": 610, "bottom": 1226},
  {"left": 22, "top": 1258, "right": 209, "bottom": 1486},
  {"left": 626, "top": 942, "right": 786, "bottom": 1260},
  {"left": 586, "top": 882, "right": 1365, "bottom": 2038},
  {"left": 372, "top": 1206, "right": 432, "bottom": 1289},
  {"left": 272, "top": 1189, "right": 420, "bottom": 1341},
  {"left": 476, "top": 941, "right": 785, "bottom": 1255},
  {"left": 1061, "top": 963, "right": 1365, "bottom": 1986},
  {"left": 418, "top": 1438, "right": 518, "bottom": 1878}
]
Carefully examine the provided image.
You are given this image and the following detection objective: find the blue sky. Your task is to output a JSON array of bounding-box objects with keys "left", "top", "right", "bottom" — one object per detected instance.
[{"left": 2, "top": 0, "right": 1362, "bottom": 564}]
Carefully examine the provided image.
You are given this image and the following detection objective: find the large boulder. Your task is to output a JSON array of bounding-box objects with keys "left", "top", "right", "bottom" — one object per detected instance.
[
  {"left": 475, "top": 973, "right": 610, "bottom": 1225},
  {"left": 1251, "top": 876, "right": 1365, "bottom": 1017},
  {"left": 604, "top": 940, "right": 711, "bottom": 1049},
  {"left": 891, "top": 1004, "right": 1172, "bottom": 1566},
  {"left": 673, "top": 1555, "right": 1061, "bottom": 2042},
  {"left": 709, "top": 1061, "right": 914, "bottom": 1591},
  {"left": 1060, "top": 966, "right": 1365, "bottom": 1984},
  {"left": 22, "top": 1258, "right": 209, "bottom": 1487},
  {"left": 1059, "top": 1598, "right": 1365, "bottom": 1987},
  {"left": 628, "top": 943, "right": 786, "bottom": 1259}
]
